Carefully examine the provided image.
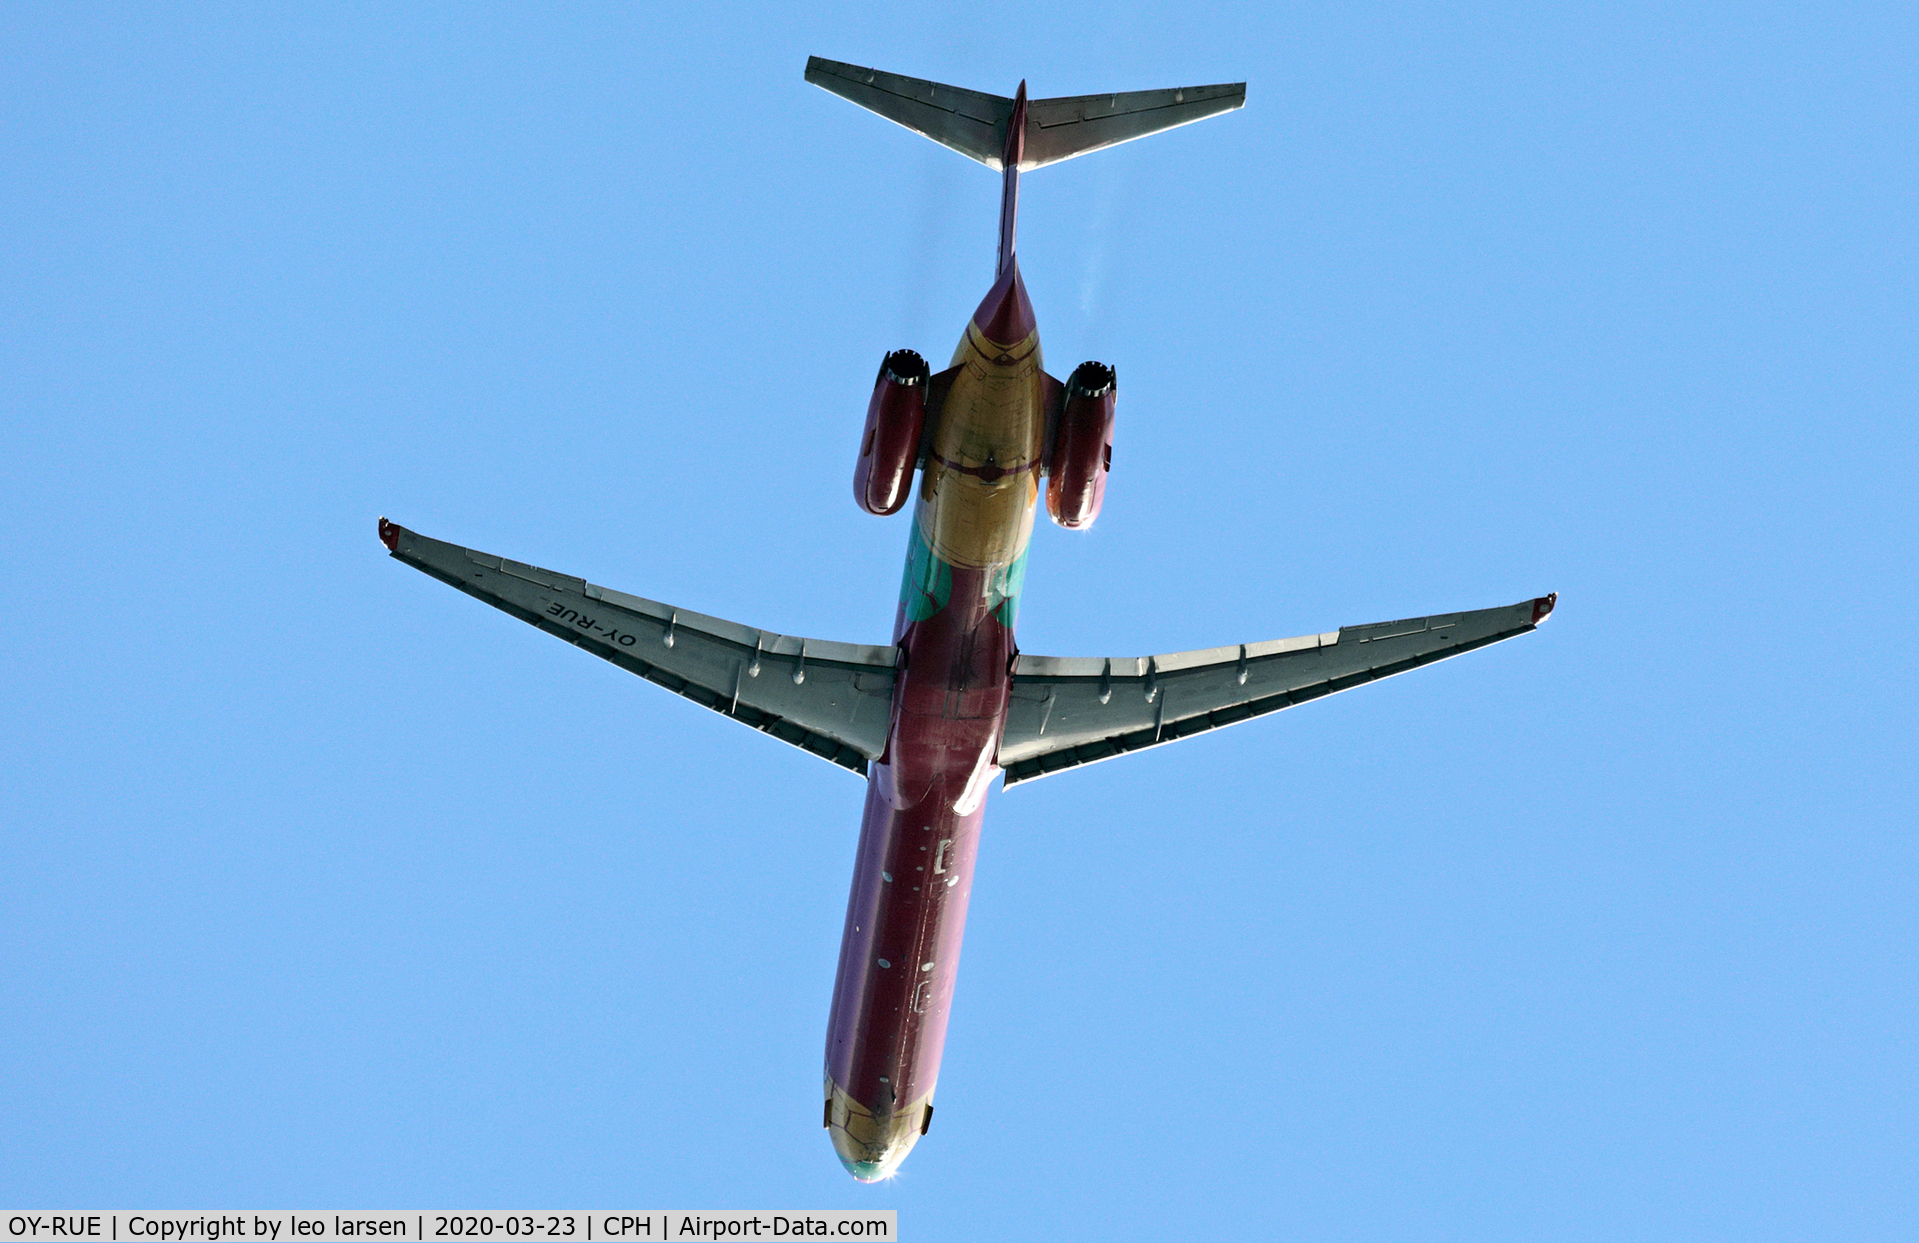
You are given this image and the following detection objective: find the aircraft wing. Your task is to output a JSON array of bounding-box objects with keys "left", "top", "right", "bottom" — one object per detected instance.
[
  {"left": 378, "top": 520, "right": 898, "bottom": 776},
  {"left": 999, "top": 594, "right": 1556, "bottom": 787}
]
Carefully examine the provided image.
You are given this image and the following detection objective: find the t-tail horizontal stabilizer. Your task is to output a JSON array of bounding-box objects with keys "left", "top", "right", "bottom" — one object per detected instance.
[
  {"left": 804, "top": 56, "right": 1245, "bottom": 171},
  {"left": 999, "top": 594, "right": 1557, "bottom": 786},
  {"left": 377, "top": 518, "right": 900, "bottom": 775}
]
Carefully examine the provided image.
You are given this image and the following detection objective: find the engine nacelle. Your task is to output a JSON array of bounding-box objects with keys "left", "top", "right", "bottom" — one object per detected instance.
[
  {"left": 853, "top": 349, "right": 929, "bottom": 516},
  {"left": 1046, "top": 361, "right": 1117, "bottom": 529}
]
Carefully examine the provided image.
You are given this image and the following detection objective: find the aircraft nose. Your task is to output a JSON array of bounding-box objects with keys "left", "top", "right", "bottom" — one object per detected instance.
[
  {"left": 838, "top": 1156, "right": 889, "bottom": 1183},
  {"left": 830, "top": 1124, "right": 917, "bottom": 1183},
  {"left": 826, "top": 1079, "right": 929, "bottom": 1181}
]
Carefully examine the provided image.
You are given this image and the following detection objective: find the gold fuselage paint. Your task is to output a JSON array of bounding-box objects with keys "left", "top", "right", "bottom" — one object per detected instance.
[
  {"left": 826, "top": 1077, "right": 928, "bottom": 1175},
  {"left": 916, "top": 319, "right": 1045, "bottom": 571}
]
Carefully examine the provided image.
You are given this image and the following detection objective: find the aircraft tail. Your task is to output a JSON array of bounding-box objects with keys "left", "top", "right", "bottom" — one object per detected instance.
[
  {"left": 804, "top": 57, "right": 1245, "bottom": 172},
  {"left": 805, "top": 57, "right": 1244, "bottom": 276}
]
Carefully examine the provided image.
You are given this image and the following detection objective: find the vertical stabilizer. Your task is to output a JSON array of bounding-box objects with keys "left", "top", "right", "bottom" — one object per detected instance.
[{"left": 997, "top": 83, "right": 1027, "bottom": 277}]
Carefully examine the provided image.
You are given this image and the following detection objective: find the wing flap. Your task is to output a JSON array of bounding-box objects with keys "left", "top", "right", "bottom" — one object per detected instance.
[
  {"left": 1001, "top": 595, "right": 1554, "bottom": 786},
  {"left": 380, "top": 520, "right": 898, "bottom": 775}
]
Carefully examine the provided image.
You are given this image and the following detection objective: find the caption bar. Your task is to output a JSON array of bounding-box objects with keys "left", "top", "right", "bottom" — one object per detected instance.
[{"left": 0, "top": 1217, "right": 894, "bottom": 1243}]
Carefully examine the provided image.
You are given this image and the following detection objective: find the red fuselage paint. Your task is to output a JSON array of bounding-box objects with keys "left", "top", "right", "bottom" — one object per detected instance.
[{"left": 823, "top": 252, "right": 1045, "bottom": 1180}]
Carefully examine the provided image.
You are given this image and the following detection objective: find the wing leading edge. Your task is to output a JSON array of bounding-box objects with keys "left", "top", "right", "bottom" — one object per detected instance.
[
  {"left": 999, "top": 594, "right": 1556, "bottom": 787},
  {"left": 378, "top": 520, "right": 898, "bottom": 775}
]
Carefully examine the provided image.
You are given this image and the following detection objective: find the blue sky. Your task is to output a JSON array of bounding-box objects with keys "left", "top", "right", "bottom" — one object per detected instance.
[{"left": 3, "top": 3, "right": 1913, "bottom": 1238}]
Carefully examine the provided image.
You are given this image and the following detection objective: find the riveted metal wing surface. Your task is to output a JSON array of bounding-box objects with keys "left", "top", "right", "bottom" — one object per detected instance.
[
  {"left": 380, "top": 521, "right": 898, "bottom": 775},
  {"left": 1000, "top": 595, "right": 1556, "bottom": 786}
]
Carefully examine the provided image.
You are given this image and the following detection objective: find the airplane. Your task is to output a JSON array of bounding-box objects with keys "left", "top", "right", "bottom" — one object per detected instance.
[{"left": 377, "top": 56, "right": 1556, "bottom": 1182}]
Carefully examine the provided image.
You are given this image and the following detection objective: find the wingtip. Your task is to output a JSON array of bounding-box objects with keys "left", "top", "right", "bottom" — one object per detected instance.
[
  {"left": 1531, "top": 592, "right": 1557, "bottom": 624},
  {"left": 378, "top": 516, "right": 399, "bottom": 551}
]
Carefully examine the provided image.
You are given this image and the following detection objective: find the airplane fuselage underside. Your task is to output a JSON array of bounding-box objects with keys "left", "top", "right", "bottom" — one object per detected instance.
[{"left": 823, "top": 260, "right": 1045, "bottom": 1178}]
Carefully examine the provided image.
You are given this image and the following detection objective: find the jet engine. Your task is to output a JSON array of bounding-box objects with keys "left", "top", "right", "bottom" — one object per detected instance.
[
  {"left": 854, "top": 349, "right": 929, "bottom": 516},
  {"left": 1046, "top": 361, "right": 1117, "bottom": 529}
]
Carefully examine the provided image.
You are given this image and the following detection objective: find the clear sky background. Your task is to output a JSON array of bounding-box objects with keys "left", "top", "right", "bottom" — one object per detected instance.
[{"left": 3, "top": 3, "right": 1913, "bottom": 1238}]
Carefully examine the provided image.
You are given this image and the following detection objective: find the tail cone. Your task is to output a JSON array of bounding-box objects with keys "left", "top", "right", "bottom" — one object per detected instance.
[{"left": 971, "top": 259, "right": 1036, "bottom": 348}]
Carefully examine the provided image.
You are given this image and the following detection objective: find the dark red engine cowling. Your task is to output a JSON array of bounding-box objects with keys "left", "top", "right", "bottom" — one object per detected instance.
[
  {"left": 854, "top": 349, "right": 929, "bottom": 516},
  {"left": 1046, "top": 361, "right": 1117, "bottom": 529}
]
